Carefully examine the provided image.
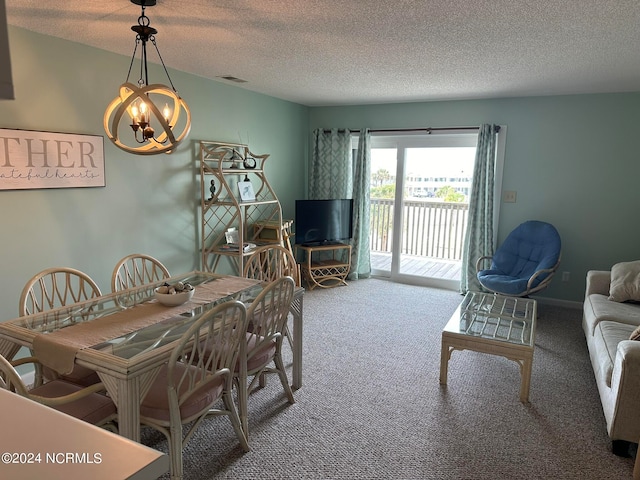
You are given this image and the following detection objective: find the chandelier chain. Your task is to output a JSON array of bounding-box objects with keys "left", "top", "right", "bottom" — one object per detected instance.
[
  {"left": 151, "top": 38, "right": 178, "bottom": 93},
  {"left": 125, "top": 39, "right": 138, "bottom": 84}
]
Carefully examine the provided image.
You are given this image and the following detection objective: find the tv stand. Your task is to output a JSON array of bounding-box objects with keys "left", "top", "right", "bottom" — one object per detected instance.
[
  {"left": 295, "top": 242, "right": 351, "bottom": 290},
  {"left": 301, "top": 240, "right": 343, "bottom": 247}
]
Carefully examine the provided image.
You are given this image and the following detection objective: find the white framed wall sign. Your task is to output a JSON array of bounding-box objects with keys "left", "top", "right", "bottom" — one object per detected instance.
[{"left": 0, "top": 128, "right": 105, "bottom": 190}]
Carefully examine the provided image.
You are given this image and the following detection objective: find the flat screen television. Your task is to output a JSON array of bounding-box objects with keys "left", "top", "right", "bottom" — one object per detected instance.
[{"left": 295, "top": 199, "right": 354, "bottom": 246}]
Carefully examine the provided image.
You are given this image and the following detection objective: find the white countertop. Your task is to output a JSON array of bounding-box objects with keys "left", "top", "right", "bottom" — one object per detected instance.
[{"left": 0, "top": 388, "right": 168, "bottom": 480}]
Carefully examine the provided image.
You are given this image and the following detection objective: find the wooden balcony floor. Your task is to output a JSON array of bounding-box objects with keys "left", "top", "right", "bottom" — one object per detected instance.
[{"left": 370, "top": 251, "right": 461, "bottom": 281}]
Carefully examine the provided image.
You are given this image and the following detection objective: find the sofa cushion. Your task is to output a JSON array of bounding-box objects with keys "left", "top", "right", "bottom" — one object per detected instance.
[
  {"left": 593, "top": 321, "right": 637, "bottom": 387},
  {"left": 584, "top": 293, "right": 640, "bottom": 335},
  {"left": 609, "top": 260, "right": 640, "bottom": 302}
]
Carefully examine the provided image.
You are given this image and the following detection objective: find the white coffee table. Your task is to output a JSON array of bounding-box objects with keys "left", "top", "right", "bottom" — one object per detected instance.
[{"left": 439, "top": 291, "right": 537, "bottom": 403}]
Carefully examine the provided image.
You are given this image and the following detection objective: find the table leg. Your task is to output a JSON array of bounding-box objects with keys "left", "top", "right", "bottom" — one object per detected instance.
[
  {"left": 117, "top": 377, "right": 141, "bottom": 441},
  {"left": 290, "top": 295, "right": 303, "bottom": 390},
  {"left": 98, "top": 367, "right": 161, "bottom": 442},
  {"left": 0, "top": 339, "right": 20, "bottom": 361},
  {"left": 519, "top": 356, "right": 533, "bottom": 403},
  {"left": 439, "top": 339, "right": 450, "bottom": 385}
]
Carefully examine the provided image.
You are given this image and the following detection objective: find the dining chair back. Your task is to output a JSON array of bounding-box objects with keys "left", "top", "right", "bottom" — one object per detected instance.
[
  {"left": 139, "top": 300, "right": 250, "bottom": 480},
  {"left": 19, "top": 267, "right": 102, "bottom": 317},
  {"left": 238, "top": 276, "right": 296, "bottom": 435},
  {"left": 243, "top": 244, "right": 301, "bottom": 287},
  {"left": 19, "top": 267, "right": 103, "bottom": 387},
  {"left": 243, "top": 244, "right": 299, "bottom": 351},
  {"left": 111, "top": 253, "right": 171, "bottom": 292},
  {"left": 0, "top": 354, "right": 117, "bottom": 430}
]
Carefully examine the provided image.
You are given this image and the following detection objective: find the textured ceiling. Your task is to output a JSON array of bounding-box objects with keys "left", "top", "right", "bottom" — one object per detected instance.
[{"left": 6, "top": 0, "right": 640, "bottom": 106}]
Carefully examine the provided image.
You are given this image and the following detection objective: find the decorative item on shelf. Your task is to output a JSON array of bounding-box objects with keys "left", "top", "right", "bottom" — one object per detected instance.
[
  {"left": 225, "top": 227, "right": 239, "bottom": 245},
  {"left": 228, "top": 149, "right": 243, "bottom": 169},
  {"left": 103, "top": 0, "right": 191, "bottom": 155},
  {"left": 243, "top": 155, "right": 256, "bottom": 169},
  {"left": 207, "top": 179, "right": 217, "bottom": 202},
  {"left": 219, "top": 242, "right": 256, "bottom": 253},
  {"left": 238, "top": 178, "right": 255, "bottom": 202}
]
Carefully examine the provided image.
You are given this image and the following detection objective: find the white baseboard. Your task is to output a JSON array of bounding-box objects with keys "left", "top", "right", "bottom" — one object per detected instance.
[
  {"left": 370, "top": 275, "right": 583, "bottom": 310},
  {"left": 530, "top": 295, "right": 582, "bottom": 310}
]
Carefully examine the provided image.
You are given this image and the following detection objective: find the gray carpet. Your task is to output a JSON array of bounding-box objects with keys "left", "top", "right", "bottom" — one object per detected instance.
[{"left": 142, "top": 278, "right": 635, "bottom": 479}]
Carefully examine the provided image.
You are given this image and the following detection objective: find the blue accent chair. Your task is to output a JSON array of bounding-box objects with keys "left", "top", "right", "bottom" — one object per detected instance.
[{"left": 476, "top": 221, "right": 561, "bottom": 297}]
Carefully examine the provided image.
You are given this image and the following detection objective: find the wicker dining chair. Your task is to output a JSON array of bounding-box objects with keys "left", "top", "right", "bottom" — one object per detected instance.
[
  {"left": 20, "top": 267, "right": 102, "bottom": 317},
  {"left": 111, "top": 253, "right": 171, "bottom": 292},
  {"left": 19, "top": 267, "right": 103, "bottom": 387},
  {"left": 139, "top": 300, "right": 250, "bottom": 480},
  {"left": 243, "top": 244, "right": 299, "bottom": 350},
  {"left": 0, "top": 353, "right": 117, "bottom": 430},
  {"left": 237, "top": 276, "right": 296, "bottom": 436}
]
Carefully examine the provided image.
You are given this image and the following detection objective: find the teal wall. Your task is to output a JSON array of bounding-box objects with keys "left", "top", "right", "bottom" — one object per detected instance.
[
  {"left": 310, "top": 95, "right": 640, "bottom": 303},
  {"left": 0, "top": 26, "right": 308, "bottom": 321}
]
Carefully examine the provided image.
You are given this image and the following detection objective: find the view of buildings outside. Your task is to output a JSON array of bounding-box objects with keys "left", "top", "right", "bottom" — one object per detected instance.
[{"left": 370, "top": 147, "right": 476, "bottom": 202}]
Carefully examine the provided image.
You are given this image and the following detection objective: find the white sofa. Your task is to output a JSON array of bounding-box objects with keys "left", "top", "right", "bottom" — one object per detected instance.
[{"left": 583, "top": 268, "right": 640, "bottom": 455}]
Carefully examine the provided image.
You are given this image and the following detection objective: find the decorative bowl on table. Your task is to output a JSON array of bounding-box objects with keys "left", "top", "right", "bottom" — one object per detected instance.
[{"left": 154, "top": 282, "right": 195, "bottom": 306}]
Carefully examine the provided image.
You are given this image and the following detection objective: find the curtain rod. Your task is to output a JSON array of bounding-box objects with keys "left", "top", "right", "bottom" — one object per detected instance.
[{"left": 323, "top": 126, "right": 500, "bottom": 134}]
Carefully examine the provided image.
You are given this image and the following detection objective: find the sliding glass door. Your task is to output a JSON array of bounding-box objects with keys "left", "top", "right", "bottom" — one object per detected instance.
[{"left": 369, "top": 133, "right": 478, "bottom": 288}]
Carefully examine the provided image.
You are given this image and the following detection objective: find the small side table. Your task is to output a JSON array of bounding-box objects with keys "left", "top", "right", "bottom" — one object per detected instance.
[
  {"left": 440, "top": 291, "right": 537, "bottom": 403},
  {"left": 295, "top": 243, "right": 351, "bottom": 290}
]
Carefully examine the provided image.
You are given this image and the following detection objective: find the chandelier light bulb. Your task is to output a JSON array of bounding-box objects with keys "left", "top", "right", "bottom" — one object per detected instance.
[{"left": 131, "top": 104, "right": 139, "bottom": 125}]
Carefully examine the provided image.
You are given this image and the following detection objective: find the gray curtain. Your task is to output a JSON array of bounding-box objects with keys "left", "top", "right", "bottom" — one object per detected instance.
[
  {"left": 309, "top": 129, "right": 352, "bottom": 199},
  {"left": 349, "top": 129, "right": 371, "bottom": 279},
  {"left": 460, "top": 124, "right": 499, "bottom": 293},
  {"left": 310, "top": 128, "right": 371, "bottom": 279}
]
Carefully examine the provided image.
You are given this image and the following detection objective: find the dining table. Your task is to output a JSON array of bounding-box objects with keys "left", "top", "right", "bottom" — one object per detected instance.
[{"left": 0, "top": 271, "right": 304, "bottom": 442}]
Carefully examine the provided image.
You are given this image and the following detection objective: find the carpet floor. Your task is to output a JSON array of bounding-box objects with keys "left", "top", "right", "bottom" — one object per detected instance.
[{"left": 141, "top": 278, "right": 635, "bottom": 479}]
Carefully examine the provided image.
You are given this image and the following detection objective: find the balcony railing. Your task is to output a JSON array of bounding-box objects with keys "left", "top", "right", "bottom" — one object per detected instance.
[{"left": 370, "top": 199, "right": 469, "bottom": 261}]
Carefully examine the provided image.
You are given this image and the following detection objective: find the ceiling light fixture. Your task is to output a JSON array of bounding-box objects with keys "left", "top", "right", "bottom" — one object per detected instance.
[{"left": 103, "top": 0, "right": 191, "bottom": 155}]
